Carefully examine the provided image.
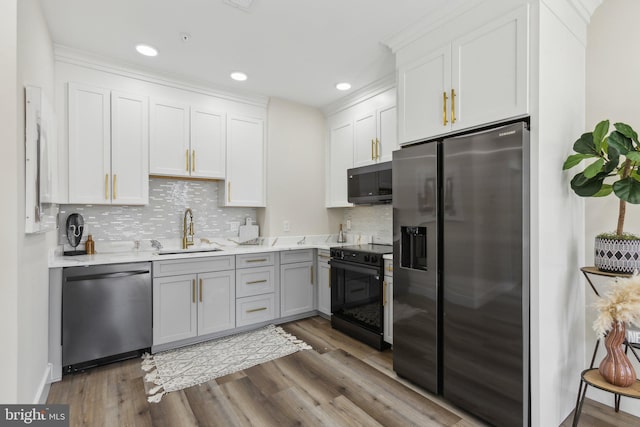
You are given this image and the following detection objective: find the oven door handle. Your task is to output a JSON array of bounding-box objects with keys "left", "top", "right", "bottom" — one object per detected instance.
[{"left": 329, "top": 259, "right": 380, "bottom": 276}]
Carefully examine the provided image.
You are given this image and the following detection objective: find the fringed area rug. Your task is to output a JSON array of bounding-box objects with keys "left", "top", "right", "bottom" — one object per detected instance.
[{"left": 141, "top": 324, "right": 312, "bottom": 403}]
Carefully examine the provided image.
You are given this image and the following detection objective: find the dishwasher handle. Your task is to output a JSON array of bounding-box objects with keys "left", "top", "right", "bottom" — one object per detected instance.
[{"left": 65, "top": 270, "right": 150, "bottom": 282}]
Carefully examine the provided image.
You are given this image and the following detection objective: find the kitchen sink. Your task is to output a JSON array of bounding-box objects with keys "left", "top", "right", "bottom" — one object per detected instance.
[{"left": 157, "top": 247, "right": 222, "bottom": 255}]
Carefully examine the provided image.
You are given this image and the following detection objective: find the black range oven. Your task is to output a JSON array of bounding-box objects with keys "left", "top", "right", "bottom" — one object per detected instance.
[{"left": 330, "top": 244, "right": 392, "bottom": 350}]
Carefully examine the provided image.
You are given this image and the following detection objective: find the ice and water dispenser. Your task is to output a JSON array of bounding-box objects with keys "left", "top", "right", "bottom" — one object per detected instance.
[{"left": 400, "top": 226, "right": 428, "bottom": 271}]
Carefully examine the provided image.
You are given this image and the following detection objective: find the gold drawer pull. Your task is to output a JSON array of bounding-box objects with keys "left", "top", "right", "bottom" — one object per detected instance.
[
  {"left": 247, "top": 279, "right": 267, "bottom": 285},
  {"left": 192, "top": 279, "right": 196, "bottom": 303},
  {"left": 451, "top": 88, "right": 456, "bottom": 124},
  {"left": 375, "top": 138, "right": 380, "bottom": 160},
  {"left": 113, "top": 174, "right": 117, "bottom": 200},
  {"left": 246, "top": 258, "right": 267, "bottom": 263},
  {"left": 192, "top": 150, "right": 196, "bottom": 172},
  {"left": 199, "top": 278, "right": 203, "bottom": 302},
  {"left": 386, "top": 265, "right": 393, "bottom": 272},
  {"left": 310, "top": 266, "right": 314, "bottom": 285},
  {"left": 186, "top": 149, "right": 189, "bottom": 172},
  {"left": 443, "top": 91, "right": 448, "bottom": 126},
  {"left": 318, "top": 254, "right": 330, "bottom": 259},
  {"left": 371, "top": 139, "right": 375, "bottom": 160},
  {"left": 247, "top": 307, "right": 267, "bottom": 313}
]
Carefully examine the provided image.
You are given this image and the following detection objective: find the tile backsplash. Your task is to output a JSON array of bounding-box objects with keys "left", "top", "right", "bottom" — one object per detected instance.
[
  {"left": 58, "top": 178, "right": 256, "bottom": 245},
  {"left": 343, "top": 204, "right": 392, "bottom": 245}
]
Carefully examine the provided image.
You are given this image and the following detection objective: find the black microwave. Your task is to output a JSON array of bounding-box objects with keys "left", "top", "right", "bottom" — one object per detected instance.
[{"left": 347, "top": 161, "right": 392, "bottom": 205}]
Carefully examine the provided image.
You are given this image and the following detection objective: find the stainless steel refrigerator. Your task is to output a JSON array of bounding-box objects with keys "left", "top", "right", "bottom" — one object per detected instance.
[{"left": 392, "top": 121, "right": 529, "bottom": 427}]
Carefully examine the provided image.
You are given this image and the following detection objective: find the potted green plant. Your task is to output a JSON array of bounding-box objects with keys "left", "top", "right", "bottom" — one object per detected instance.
[{"left": 563, "top": 120, "right": 640, "bottom": 273}]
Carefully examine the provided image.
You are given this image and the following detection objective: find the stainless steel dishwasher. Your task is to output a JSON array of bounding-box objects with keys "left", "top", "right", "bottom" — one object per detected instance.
[{"left": 62, "top": 262, "right": 152, "bottom": 372}]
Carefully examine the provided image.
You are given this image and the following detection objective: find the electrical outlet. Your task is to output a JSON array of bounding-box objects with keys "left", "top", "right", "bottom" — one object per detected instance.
[
  {"left": 283, "top": 220, "right": 290, "bottom": 232},
  {"left": 346, "top": 219, "right": 352, "bottom": 231},
  {"left": 229, "top": 221, "right": 241, "bottom": 232}
]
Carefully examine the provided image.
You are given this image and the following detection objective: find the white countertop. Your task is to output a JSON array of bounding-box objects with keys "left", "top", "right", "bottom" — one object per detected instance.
[{"left": 49, "top": 235, "right": 373, "bottom": 268}]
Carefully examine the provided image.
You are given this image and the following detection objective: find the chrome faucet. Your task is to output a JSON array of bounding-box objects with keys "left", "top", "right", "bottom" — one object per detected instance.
[{"left": 182, "top": 208, "right": 195, "bottom": 249}]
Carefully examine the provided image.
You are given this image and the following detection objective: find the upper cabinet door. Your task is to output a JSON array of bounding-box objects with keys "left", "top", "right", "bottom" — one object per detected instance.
[
  {"left": 451, "top": 7, "right": 528, "bottom": 131},
  {"left": 398, "top": 45, "right": 451, "bottom": 145},
  {"left": 353, "top": 111, "right": 377, "bottom": 167},
  {"left": 327, "top": 121, "right": 354, "bottom": 207},
  {"left": 377, "top": 105, "right": 397, "bottom": 163},
  {"left": 223, "top": 115, "right": 265, "bottom": 207},
  {"left": 111, "top": 91, "right": 149, "bottom": 205},
  {"left": 190, "top": 108, "right": 226, "bottom": 179},
  {"left": 68, "top": 82, "right": 111, "bottom": 204},
  {"left": 149, "top": 99, "right": 190, "bottom": 177}
]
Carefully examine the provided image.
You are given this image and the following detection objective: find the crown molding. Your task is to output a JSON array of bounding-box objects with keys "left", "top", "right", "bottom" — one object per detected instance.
[
  {"left": 383, "top": 0, "right": 483, "bottom": 53},
  {"left": 53, "top": 45, "right": 270, "bottom": 108},
  {"left": 568, "top": 0, "right": 603, "bottom": 23},
  {"left": 321, "top": 74, "right": 396, "bottom": 117}
]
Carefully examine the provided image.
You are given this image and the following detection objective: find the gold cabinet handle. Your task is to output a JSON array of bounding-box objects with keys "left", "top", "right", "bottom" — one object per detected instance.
[
  {"left": 247, "top": 279, "right": 267, "bottom": 285},
  {"left": 186, "top": 149, "right": 189, "bottom": 172},
  {"left": 371, "top": 139, "right": 375, "bottom": 160},
  {"left": 386, "top": 265, "right": 393, "bottom": 273},
  {"left": 246, "top": 258, "right": 268, "bottom": 263},
  {"left": 199, "top": 278, "right": 203, "bottom": 302},
  {"left": 443, "top": 91, "right": 448, "bottom": 126},
  {"left": 192, "top": 150, "right": 196, "bottom": 172},
  {"left": 247, "top": 307, "right": 267, "bottom": 313},
  {"left": 192, "top": 279, "right": 196, "bottom": 303},
  {"left": 383, "top": 280, "right": 387, "bottom": 306},
  {"left": 328, "top": 271, "right": 331, "bottom": 288},
  {"left": 228, "top": 182, "right": 231, "bottom": 203},
  {"left": 375, "top": 138, "right": 380, "bottom": 160},
  {"left": 105, "top": 174, "right": 109, "bottom": 200},
  {"left": 310, "top": 266, "right": 314, "bottom": 285},
  {"left": 113, "top": 174, "right": 117, "bottom": 200},
  {"left": 318, "top": 254, "right": 330, "bottom": 260},
  {"left": 451, "top": 88, "right": 456, "bottom": 124}
]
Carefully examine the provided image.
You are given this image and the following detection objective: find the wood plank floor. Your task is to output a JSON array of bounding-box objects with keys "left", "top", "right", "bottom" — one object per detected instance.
[{"left": 47, "top": 316, "right": 640, "bottom": 426}]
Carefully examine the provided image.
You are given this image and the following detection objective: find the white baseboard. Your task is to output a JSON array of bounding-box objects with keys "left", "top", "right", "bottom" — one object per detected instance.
[{"left": 34, "top": 363, "right": 52, "bottom": 404}]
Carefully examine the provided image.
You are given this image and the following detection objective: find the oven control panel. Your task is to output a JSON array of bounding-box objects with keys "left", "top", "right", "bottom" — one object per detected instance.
[{"left": 330, "top": 248, "right": 383, "bottom": 267}]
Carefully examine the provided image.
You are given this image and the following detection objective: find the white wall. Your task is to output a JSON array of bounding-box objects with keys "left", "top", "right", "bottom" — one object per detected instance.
[
  {"left": 258, "top": 98, "right": 342, "bottom": 235},
  {"left": 585, "top": 0, "right": 640, "bottom": 416},
  {"left": 0, "top": 0, "right": 20, "bottom": 404},
  {"left": 16, "top": 0, "right": 57, "bottom": 403},
  {"left": 530, "top": 2, "right": 587, "bottom": 425}
]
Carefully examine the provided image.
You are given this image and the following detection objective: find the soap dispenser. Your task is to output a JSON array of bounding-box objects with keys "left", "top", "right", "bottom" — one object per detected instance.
[
  {"left": 85, "top": 235, "right": 95, "bottom": 255},
  {"left": 337, "top": 224, "right": 346, "bottom": 243}
]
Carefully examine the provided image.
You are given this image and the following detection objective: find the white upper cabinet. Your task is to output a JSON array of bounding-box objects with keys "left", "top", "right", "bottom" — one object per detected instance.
[
  {"left": 327, "top": 121, "right": 354, "bottom": 207},
  {"left": 149, "top": 99, "right": 190, "bottom": 177},
  {"left": 398, "top": 46, "right": 451, "bottom": 144},
  {"left": 354, "top": 111, "right": 377, "bottom": 167},
  {"left": 190, "top": 108, "right": 226, "bottom": 179},
  {"left": 398, "top": 7, "right": 528, "bottom": 144},
  {"left": 111, "top": 91, "right": 149, "bottom": 205},
  {"left": 150, "top": 100, "right": 227, "bottom": 180},
  {"left": 354, "top": 104, "right": 398, "bottom": 167},
  {"left": 68, "top": 83, "right": 148, "bottom": 205},
  {"left": 220, "top": 115, "right": 265, "bottom": 207}
]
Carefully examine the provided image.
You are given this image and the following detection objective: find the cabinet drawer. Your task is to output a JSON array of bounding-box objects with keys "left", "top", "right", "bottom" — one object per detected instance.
[
  {"left": 236, "top": 266, "right": 275, "bottom": 298},
  {"left": 153, "top": 256, "right": 235, "bottom": 277},
  {"left": 281, "top": 249, "right": 314, "bottom": 265},
  {"left": 236, "top": 252, "right": 275, "bottom": 268},
  {"left": 236, "top": 294, "right": 275, "bottom": 327}
]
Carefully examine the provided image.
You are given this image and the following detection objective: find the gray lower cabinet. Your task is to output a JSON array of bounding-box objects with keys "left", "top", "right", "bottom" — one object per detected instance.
[
  {"left": 281, "top": 250, "right": 315, "bottom": 317},
  {"left": 152, "top": 256, "right": 235, "bottom": 347},
  {"left": 317, "top": 249, "right": 331, "bottom": 316}
]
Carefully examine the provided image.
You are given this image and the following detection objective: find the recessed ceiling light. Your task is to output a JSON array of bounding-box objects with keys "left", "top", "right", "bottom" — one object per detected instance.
[
  {"left": 135, "top": 44, "right": 158, "bottom": 57},
  {"left": 336, "top": 82, "right": 351, "bottom": 91},
  {"left": 230, "top": 71, "right": 248, "bottom": 82}
]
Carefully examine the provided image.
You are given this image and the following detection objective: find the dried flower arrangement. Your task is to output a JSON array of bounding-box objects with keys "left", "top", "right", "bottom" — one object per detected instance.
[{"left": 593, "top": 274, "right": 640, "bottom": 338}]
